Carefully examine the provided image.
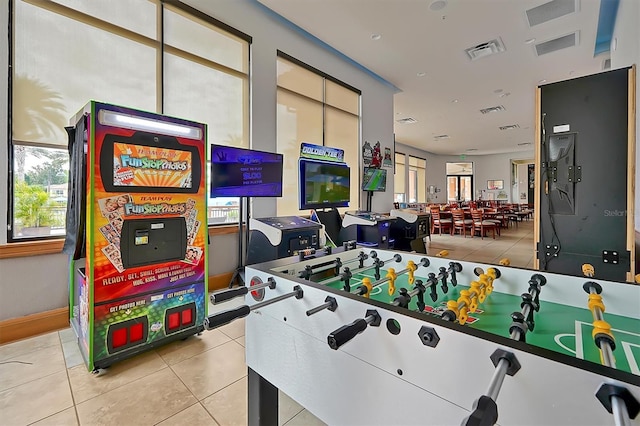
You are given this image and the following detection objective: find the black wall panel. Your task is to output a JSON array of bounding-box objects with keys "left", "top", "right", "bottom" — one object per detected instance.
[{"left": 539, "top": 68, "right": 630, "bottom": 281}]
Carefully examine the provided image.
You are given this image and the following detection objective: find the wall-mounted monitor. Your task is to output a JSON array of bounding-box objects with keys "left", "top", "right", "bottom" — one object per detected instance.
[
  {"left": 362, "top": 168, "right": 387, "bottom": 192},
  {"left": 299, "top": 159, "right": 350, "bottom": 210},
  {"left": 100, "top": 132, "right": 201, "bottom": 193},
  {"left": 210, "top": 145, "right": 283, "bottom": 197}
]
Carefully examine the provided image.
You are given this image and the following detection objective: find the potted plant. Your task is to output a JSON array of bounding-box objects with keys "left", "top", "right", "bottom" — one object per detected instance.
[{"left": 14, "top": 181, "right": 59, "bottom": 236}]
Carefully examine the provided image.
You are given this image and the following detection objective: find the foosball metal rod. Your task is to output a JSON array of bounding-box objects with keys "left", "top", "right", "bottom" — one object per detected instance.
[
  {"left": 583, "top": 282, "right": 635, "bottom": 426},
  {"left": 338, "top": 253, "right": 406, "bottom": 280},
  {"left": 390, "top": 281, "right": 428, "bottom": 311},
  {"left": 305, "top": 296, "right": 338, "bottom": 316},
  {"left": 204, "top": 285, "right": 303, "bottom": 330},
  {"left": 350, "top": 271, "right": 398, "bottom": 294},
  {"left": 585, "top": 283, "right": 616, "bottom": 368},
  {"left": 298, "top": 253, "right": 367, "bottom": 278},
  {"left": 485, "top": 359, "right": 509, "bottom": 402},
  {"left": 464, "top": 275, "right": 546, "bottom": 426}
]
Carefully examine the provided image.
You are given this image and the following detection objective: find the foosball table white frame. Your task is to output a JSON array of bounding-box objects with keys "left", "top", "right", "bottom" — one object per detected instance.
[{"left": 214, "top": 247, "right": 640, "bottom": 425}]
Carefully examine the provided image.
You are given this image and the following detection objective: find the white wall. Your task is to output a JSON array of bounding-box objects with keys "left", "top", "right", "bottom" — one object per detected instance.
[
  {"left": 0, "top": 0, "right": 395, "bottom": 320},
  {"left": 610, "top": 0, "right": 640, "bottom": 230}
]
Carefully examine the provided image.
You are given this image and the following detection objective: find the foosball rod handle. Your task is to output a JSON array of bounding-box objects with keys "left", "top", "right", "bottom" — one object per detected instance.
[
  {"left": 327, "top": 310, "right": 380, "bottom": 350},
  {"left": 210, "top": 278, "right": 276, "bottom": 304},
  {"left": 204, "top": 305, "right": 251, "bottom": 330},
  {"left": 463, "top": 349, "right": 521, "bottom": 426}
]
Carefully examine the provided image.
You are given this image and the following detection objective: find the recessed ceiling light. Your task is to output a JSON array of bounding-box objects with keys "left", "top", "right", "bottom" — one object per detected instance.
[
  {"left": 539, "top": 79, "right": 547, "bottom": 84},
  {"left": 498, "top": 92, "right": 511, "bottom": 98},
  {"left": 371, "top": 34, "right": 382, "bottom": 41},
  {"left": 395, "top": 112, "right": 402, "bottom": 115},
  {"left": 417, "top": 72, "right": 426, "bottom": 77},
  {"left": 525, "top": 38, "right": 536, "bottom": 44},
  {"left": 494, "top": 89, "right": 503, "bottom": 94},
  {"left": 451, "top": 99, "right": 459, "bottom": 103},
  {"left": 466, "top": 148, "right": 478, "bottom": 152},
  {"left": 429, "top": 0, "right": 448, "bottom": 11},
  {"left": 518, "top": 142, "right": 532, "bottom": 146}
]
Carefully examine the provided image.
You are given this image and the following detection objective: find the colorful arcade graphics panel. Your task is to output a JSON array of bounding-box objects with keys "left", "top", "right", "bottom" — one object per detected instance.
[
  {"left": 89, "top": 102, "right": 207, "bottom": 369},
  {"left": 93, "top": 283, "right": 206, "bottom": 360}
]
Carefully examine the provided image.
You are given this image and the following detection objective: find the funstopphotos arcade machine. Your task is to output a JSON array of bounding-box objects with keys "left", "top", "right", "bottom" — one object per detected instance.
[{"left": 65, "top": 101, "right": 207, "bottom": 372}]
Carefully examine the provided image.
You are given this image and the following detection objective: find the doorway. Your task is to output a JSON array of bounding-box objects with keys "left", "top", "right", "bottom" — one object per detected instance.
[{"left": 511, "top": 159, "right": 534, "bottom": 205}]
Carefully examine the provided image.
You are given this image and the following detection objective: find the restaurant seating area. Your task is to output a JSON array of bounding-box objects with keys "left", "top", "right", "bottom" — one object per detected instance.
[{"left": 406, "top": 201, "right": 533, "bottom": 240}]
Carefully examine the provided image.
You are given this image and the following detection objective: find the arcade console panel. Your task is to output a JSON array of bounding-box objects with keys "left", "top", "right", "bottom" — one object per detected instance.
[
  {"left": 246, "top": 216, "right": 322, "bottom": 265},
  {"left": 390, "top": 208, "right": 430, "bottom": 253},
  {"left": 340, "top": 211, "right": 395, "bottom": 250}
]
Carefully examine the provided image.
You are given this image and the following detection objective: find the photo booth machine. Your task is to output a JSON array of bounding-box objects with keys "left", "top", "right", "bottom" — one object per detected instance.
[{"left": 65, "top": 101, "right": 208, "bottom": 372}]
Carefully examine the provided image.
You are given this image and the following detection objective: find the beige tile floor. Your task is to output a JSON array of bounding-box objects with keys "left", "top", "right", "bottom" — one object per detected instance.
[{"left": 0, "top": 221, "right": 534, "bottom": 426}]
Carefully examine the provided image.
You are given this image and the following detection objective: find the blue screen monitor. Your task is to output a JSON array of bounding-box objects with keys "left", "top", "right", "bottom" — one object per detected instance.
[
  {"left": 210, "top": 145, "right": 283, "bottom": 197},
  {"left": 362, "top": 168, "right": 387, "bottom": 192},
  {"left": 299, "top": 159, "right": 350, "bottom": 210}
]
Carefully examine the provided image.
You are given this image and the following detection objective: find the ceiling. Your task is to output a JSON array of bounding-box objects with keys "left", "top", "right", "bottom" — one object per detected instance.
[{"left": 256, "top": 0, "right": 611, "bottom": 156}]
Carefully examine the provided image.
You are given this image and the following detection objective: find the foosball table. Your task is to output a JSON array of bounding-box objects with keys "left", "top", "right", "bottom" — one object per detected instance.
[{"left": 206, "top": 247, "right": 640, "bottom": 425}]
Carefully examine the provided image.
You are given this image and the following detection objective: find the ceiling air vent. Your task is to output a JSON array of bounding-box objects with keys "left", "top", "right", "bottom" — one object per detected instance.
[
  {"left": 396, "top": 117, "right": 418, "bottom": 124},
  {"left": 465, "top": 38, "right": 506, "bottom": 61},
  {"left": 526, "top": 0, "right": 577, "bottom": 27},
  {"left": 434, "top": 134, "right": 450, "bottom": 141},
  {"left": 602, "top": 58, "right": 611, "bottom": 70},
  {"left": 499, "top": 124, "right": 520, "bottom": 131},
  {"left": 479, "top": 105, "right": 506, "bottom": 114},
  {"left": 535, "top": 32, "right": 579, "bottom": 56}
]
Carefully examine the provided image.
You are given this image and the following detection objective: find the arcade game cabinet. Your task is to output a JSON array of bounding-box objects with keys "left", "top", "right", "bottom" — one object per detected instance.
[
  {"left": 341, "top": 167, "right": 395, "bottom": 249},
  {"left": 390, "top": 208, "right": 430, "bottom": 253},
  {"left": 65, "top": 102, "right": 208, "bottom": 372}
]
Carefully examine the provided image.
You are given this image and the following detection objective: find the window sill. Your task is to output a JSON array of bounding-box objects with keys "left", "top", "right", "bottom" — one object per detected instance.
[
  {"left": 0, "top": 239, "right": 65, "bottom": 259},
  {"left": 208, "top": 224, "right": 244, "bottom": 236}
]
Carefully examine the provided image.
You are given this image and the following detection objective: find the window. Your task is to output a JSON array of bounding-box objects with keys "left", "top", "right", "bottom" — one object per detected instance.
[
  {"left": 9, "top": 0, "right": 250, "bottom": 240},
  {"left": 446, "top": 162, "right": 474, "bottom": 202},
  {"left": 394, "top": 152, "right": 406, "bottom": 203},
  {"left": 276, "top": 54, "right": 360, "bottom": 216},
  {"left": 408, "top": 156, "right": 426, "bottom": 203}
]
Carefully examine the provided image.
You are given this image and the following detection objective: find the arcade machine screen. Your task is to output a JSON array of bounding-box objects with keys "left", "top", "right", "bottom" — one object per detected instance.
[
  {"left": 362, "top": 168, "right": 387, "bottom": 192},
  {"left": 299, "top": 159, "right": 350, "bottom": 210},
  {"left": 210, "top": 145, "right": 283, "bottom": 197},
  {"left": 100, "top": 132, "right": 200, "bottom": 194}
]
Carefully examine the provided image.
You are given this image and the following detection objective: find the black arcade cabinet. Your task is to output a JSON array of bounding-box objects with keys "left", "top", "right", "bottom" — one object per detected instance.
[
  {"left": 389, "top": 209, "right": 430, "bottom": 253},
  {"left": 340, "top": 211, "right": 395, "bottom": 249},
  {"left": 246, "top": 216, "right": 322, "bottom": 264}
]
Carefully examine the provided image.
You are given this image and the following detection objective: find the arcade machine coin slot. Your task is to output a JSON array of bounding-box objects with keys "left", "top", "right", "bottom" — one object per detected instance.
[{"left": 120, "top": 217, "right": 187, "bottom": 269}]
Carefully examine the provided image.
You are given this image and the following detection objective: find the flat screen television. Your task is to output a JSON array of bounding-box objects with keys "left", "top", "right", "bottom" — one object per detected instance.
[
  {"left": 210, "top": 145, "right": 283, "bottom": 197},
  {"left": 100, "top": 132, "right": 201, "bottom": 193},
  {"left": 362, "top": 168, "right": 387, "bottom": 192},
  {"left": 299, "top": 159, "right": 350, "bottom": 210}
]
